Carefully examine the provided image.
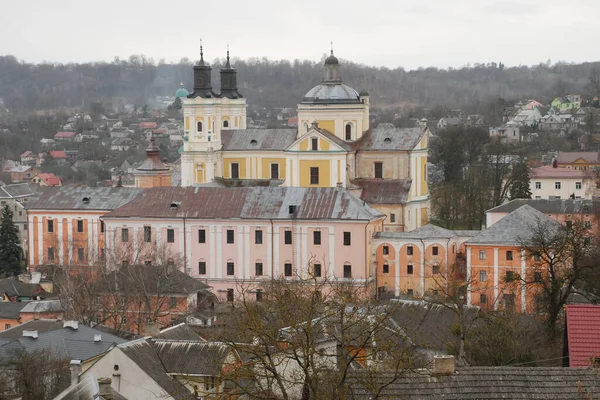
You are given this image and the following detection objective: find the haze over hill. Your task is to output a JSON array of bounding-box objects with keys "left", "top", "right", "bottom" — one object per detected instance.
[{"left": 0, "top": 54, "right": 599, "bottom": 118}]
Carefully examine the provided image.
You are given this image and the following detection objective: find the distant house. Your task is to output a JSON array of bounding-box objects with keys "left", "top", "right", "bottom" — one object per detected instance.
[
  {"left": 6, "top": 165, "right": 39, "bottom": 183},
  {"left": 20, "top": 151, "right": 35, "bottom": 166},
  {"left": 54, "top": 131, "right": 82, "bottom": 142},
  {"left": 510, "top": 108, "right": 542, "bottom": 127},
  {"left": 48, "top": 150, "right": 68, "bottom": 164},
  {"left": 30, "top": 172, "right": 62, "bottom": 187},
  {"left": 540, "top": 114, "right": 564, "bottom": 130},
  {"left": 489, "top": 125, "right": 520, "bottom": 142},
  {"left": 287, "top": 116, "right": 298, "bottom": 127},
  {"left": 564, "top": 304, "right": 600, "bottom": 367},
  {"left": 556, "top": 151, "right": 600, "bottom": 170},
  {"left": 110, "top": 138, "right": 138, "bottom": 151},
  {"left": 139, "top": 122, "right": 158, "bottom": 129},
  {"left": 40, "top": 138, "right": 56, "bottom": 147},
  {"left": 551, "top": 95, "right": 581, "bottom": 111},
  {"left": 436, "top": 116, "right": 462, "bottom": 130},
  {"left": 515, "top": 99, "right": 543, "bottom": 110},
  {"left": 110, "top": 129, "right": 131, "bottom": 139},
  {"left": 466, "top": 114, "right": 485, "bottom": 127}
]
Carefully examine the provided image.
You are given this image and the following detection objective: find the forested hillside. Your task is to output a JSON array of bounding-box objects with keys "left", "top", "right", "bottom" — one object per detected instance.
[{"left": 0, "top": 54, "right": 598, "bottom": 116}]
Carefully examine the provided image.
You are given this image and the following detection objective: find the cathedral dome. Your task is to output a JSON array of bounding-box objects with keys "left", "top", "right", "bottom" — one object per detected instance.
[
  {"left": 324, "top": 52, "right": 339, "bottom": 65},
  {"left": 302, "top": 83, "right": 361, "bottom": 104},
  {"left": 175, "top": 83, "right": 189, "bottom": 98}
]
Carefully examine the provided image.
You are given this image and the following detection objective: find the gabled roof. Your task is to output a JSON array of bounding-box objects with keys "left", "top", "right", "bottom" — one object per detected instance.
[
  {"left": 26, "top": 186, "right": 144, "bottom": 211},
  {"left": 20, "top": 150, "right": 33, "bottom": 158},
  {"left": 0, "top": 278, "right": 48, "bottom": 298},
  {"left": 0, "top": 183, "right": 36, "bottom": 199},
  {"left": 49, "top": 150, "right": 68, "bottom": 159},
  {"left": 467, "top": 205, "right": 561, "bottom": 246},
  {"left": 35, "top": 172, "right": 62, "bottom": 186},
  {"left": 20, "top": 299, "right": 63, "bottom": 313},
  {"left": 376, "top": 223, "right": 458, "bottom": 240},
  {"left": 355, "top": 124, "right": 426, "bottom": 151},
  {"left": 565, "top": 304, "right": 600, "bottom": 367},
  {"left": 487, "top": 199, "right": 597, "bottom": 215},
  {"left": 104, "top": 187, "right": 384, "bottom": 221},
  {"left": 153, "top": 323, "right": 205, "bottom": 341},
  {"left": 54, "top": 131, "right": 77, "bottom": 138},
  {"left": 287, "top": 126, "right": 352, "bottom": 152},
  {"left": 152, "top": 340, "right": 231, "bottom": 376},
  {"left": 0, "top": 302, "right": 27, "bottom": 319},
  {"left": 221, "top": 129, "right": 297, "bottom": 151},
  {"left": 351, "top": 178, "right": 411, "bottom": 204},
  {"left": 557, "top": 151, "right": 600, "bottom": 164},
  {"left": 530, "top": 165, "right": 591, "bottom": 179}
]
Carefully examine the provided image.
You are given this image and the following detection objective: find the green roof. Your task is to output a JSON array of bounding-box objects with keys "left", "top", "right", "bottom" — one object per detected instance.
[{"left": 175, "top": 83, "right": 189, "bottom": 98}]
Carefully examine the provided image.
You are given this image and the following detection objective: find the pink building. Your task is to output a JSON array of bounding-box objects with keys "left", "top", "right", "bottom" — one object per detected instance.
[{"left": 102, "top": 187, "right": 385, "bottom": 302}]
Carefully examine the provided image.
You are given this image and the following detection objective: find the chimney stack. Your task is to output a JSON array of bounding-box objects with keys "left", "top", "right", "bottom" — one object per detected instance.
[
  {"left": 63, "top": 320, "right": 79, "bottom": 330},
  {"left": 70, "top": 360, "right": 82, "bottom": 386},
  {"left": 432, "top": 355, "right": 456, "bottom": 375},
  {"left": 94, "top": 334, "right": 102, "bottom": 342},
  {"left": 22, "top": 330, "right": 38, "bottom": 339},
  {"left": 98, "top": 377, "right": 112, "bottom": 396},
  {"left": 145, "top": 321, "right": 160, "bottom": 336}
]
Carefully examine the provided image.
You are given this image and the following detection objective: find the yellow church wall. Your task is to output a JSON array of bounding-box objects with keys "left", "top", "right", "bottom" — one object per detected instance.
[
  {"left": 195, "top": 163, "right": 205, "bottom": 184},
  {"left": 419, "top": 156, "right": 428, "bottom": 196},
  {"left": 315, "top": 120, "right": 335, "bottom": 133},
  {"left": 223, "top": 158, "right": 247, "bottom": 179},
  {"left": 298, "top": 137, "right": 330, "bottom": 151},
  {"left": 299, "top": 139, "right": 308, "bottom": 151},
  {"left": 185, "top": 117, "right": 190, "bottom": 131},
  {"left": 337, "top": 159, "right": 341, "bottom": 183},
  {"left": 261, "top": 158, "right": 287, "bottom": 179},
  {"left": 299, "top": 160, "right": 331, "bottom": 187},
  {"left": 420, "top": 207, "right": 429, "bottom": 226}
]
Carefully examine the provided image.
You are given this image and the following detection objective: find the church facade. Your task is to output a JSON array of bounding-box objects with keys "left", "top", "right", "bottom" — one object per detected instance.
[{"left": 180, "top": 47, "right": 430, "bottom": 231}]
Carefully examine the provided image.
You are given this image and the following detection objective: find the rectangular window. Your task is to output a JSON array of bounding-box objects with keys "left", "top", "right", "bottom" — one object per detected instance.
[
  {"left": 47, "top": 219, "right": 54, "bottom": 233},
  {"left": 506, "top": 271, "right": 516, "bottom": 282},
  {"left": 47, "top": 247, "right": 55, "bottom": 262},
  {"left": 534, "top": 271, "right": 542, "bottom": 283},
  {"left": 432, "top": 265, "right": 440, "bottom": 274},
  {"left": 585, "top": 221, "right": 592, "bottom": 229},
  {"left": 4, "top": 323, "right": 10, "bottom": 330},
  {"left": 255, "top": 263, "right": 263, "bottom": 276},
  {"left": 256, "top": 289, "right": 263, "bottom": 301},
  {"left": 198, "top": 229, "right": 206, "bottom": 243},
  {"left": 231, "top": 163, "right": 240, "bottom": 179},
  {"left": 407, "top": 264, "right": 413, "bottom": 275},
  {"left": 390, "top": 213, "right": 395, "bottom": 223},
  {"left": 270, "top": 163, "right": 279, "bottom": 179},
  {"left": 506, "top": 250, "right": 513, "bottom": 260},
  {"left": 77, "top": 248, "right": 84, "bottom": 262},
  {"left": 313, "top": 230, "right": 321, "bottom": 245},
  {"left": 480, "top": 294, "right": 487, "bottom": 304},
  {"left": 383, "top": 245, "right": 389, "bottom": 255},
  {"left": 100, "top": 221, "right": 105, "bottom": 233},
  {"left": 100, "top": 248, "right": 105, "bottom": 260},
  {"left": 344, "top": 264, "right": 352, "bottom": 278},
  {"left": 535, "top": 182, "right": 541, "bottom": 189},
  {"left": 533, "top": 253, "right": 541, "bottom": 261},
  {"left": 255, "top": 230, "right": 263, "bottom": 244},
  {"left": 227, "top": 229, "right": 234, "bottom": 244},
  {"left": 555, "top": 182, "right": 561, "bottom": 190},
  {"left": 227, "top": 262, "right": 235, "bottom": 276},
  {"left": 310, "top": 167, "right": 319, "bottom": 184},
  {"left": 479, "top": 270, "right": 487, "bottom": 282},
  {"left": 432, "top": 246, "right": 439, "bottom": 256},
  {"left": 77, "top": 220, "right": 84, "bottom": 233},
  {"left": 284, "top": 230, "right": 292, "bottom": 245},
  {"left": 227, "top": 289, "right": 234, "bottom": 302},
  {"left": 199, "top": 261, "right": 206, "bottom": 275},
  {"left": 170, "top": 297, "right": 177, "bottom": 308},
  {"left": 314, "top": 263, "right": 322, "bottom": 277},
  {"left": 566, "top": 220, "right": 573, "bottom": 229},
  {"left": 479, "top": 250, "right": 487, "bottom": 260},
  {"left": 407, "top": 246, "right": 413, "bottom": 256},
  {"left": 122, "top": 260, "right": 129, "bottom": 267},
  {"left": 343, "top": 232, "right": 351, "bottom": 246},
  {"left": 374, "top": 162, "right": 383, "bottom": 179},
  {"left": 144, "top": 226, "right": 151, "bottom": 242},
  {"left": 167, "top": 229, "right": 175, "bottom": 243},
  {"left": 383, "top": 263, "right": 389, "bottom": 274},
  {"left": 407, "top": 289, "right": 414, "bottom": 297},
  {"left": 122, "top": 228, "right": 129, "bottom": 242},
  {"left": 284, "top": 263, "right": 293, "bottom": 277},
  {"left": 311, "top": 137, "right": 318, "bottom": 151},
  {"left": 576, "top": 182, "right": 582, "bottom": 190},
  {"left": 121, "top": 316, "right": 126, "bottom": 324}
]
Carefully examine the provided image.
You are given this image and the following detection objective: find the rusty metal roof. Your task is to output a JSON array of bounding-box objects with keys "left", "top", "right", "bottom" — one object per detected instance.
[
  {"left": 221, "top": 128, "right": 297, "bottom": 151},
  {"left": 25, "top": 186, "right": 144, "bottom": 211},
  {"left": 104, "top": 186, "right": 383, "bottom": 221},
  {"left": 355, "top": 124, "right": 425, "bottom": 151},
  {"left": 351, "top": 179, "right": 411, "bottom": 204}
]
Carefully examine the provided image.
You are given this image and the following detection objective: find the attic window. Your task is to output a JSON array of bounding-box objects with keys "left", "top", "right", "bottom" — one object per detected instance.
[
  {"left": 250, "top": 139, "right": 257, "bottom": 146},
  {"left": 384, "top": 138, "right": 392, "bottom": 144},
  {"left": 82, "top": 197, "right": 90, "bottom": 204}
]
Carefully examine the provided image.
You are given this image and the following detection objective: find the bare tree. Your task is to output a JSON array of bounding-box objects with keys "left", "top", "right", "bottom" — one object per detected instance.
[{"left": 588, "top": 68, "right": 600, "bottom": 103}]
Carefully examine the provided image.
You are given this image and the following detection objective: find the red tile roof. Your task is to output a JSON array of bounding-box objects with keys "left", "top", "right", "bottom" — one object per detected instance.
[
  {"left": 35, "top": 173, "right": 62, "bottom": 186},
  {"left": 139, "top": 122, "right": 158, "bottom": 129},
  {"left": 49, "top": 150, "right": 67, "bottom": 159},
  {"left": 54, "top": 131, "right": 77, "bottom": 138},
  {"left": 530, "top": 165, "right": 591, "bottom": 179},
  {"left": 566, "top": 304, "right": 600, "bottom": 367},
  {"left": 20, "top": 151, "right": 33, "bottom": 158}
]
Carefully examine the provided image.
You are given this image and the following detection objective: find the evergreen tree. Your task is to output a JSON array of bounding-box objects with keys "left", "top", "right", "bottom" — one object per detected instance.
[
  {"left": 0, "top": 205, "right": 23, "bottom": 277},
  {"left": 509, "top": 159, "right": 532, "bottom": 200}
]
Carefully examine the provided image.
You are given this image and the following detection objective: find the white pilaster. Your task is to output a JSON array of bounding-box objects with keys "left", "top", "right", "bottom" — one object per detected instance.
[
  {"left": 395, "top": 244, "right": 401, "bottom": 297},
  {"left": 466, "top": 247, "right": 472, "bottom": 306},
  {"left": 328, "top": 228, "right": 335, "bottom": 278},
  {"left": 521, "top": 250, "right": 527, "bottom": 313},
  {"left": 493, "top": 248, "right": 499, "bottom": 311}
]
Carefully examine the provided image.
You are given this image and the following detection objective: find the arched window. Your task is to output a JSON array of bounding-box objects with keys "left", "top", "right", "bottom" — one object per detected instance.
[
  {"left": 223, "top": 120, "right": 229, "bottom": 128},
  {"left": 303, "top": 122, "right": 309, "bottom": 133},
  {"left": 197, "top": 121, "right": 203, "bottom": 132},
  {"left": 345, "top": 123, "right": 352, "bottom": 141}
]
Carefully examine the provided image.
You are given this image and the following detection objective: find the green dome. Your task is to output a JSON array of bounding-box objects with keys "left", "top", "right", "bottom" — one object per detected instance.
[{"left": 175, "top": 83, "right": 189, "bottom": 98}]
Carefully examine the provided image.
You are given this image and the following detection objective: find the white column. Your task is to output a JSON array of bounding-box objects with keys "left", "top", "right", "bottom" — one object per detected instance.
[
  {"left": 244, "top": 226, "right": 251, "bottom": 279},
  {"left": 301, "top": 226, "right": 308, "bottom": 278},
  {"left": 420, "top": 242, "right": 425, "bottom": 296},
  {"left": 209, "top": 225, "right": 216, "bottom": 279},
  {"left": 237, "top": 227, "right": 244, "bottom": 280},
  {"left": 395, "top": 244, "right": 401, "bottom": 297},
  {"left": 88, "top": 218, "right": 95, "bottom": 263},
  {"left": 179, "top": 226, "right": 186, "bottom": 273},
  {"left": 267, "top": 224, "right": 273, "bottom": 278},
  {"left": 57, "top": 218, "right": 64, "bottom": 266},
  {"left": 493, "top": 248, "right": 499, "bottom": 311},
  {"left": 328, "top": 227, "right": 335, "bottom": 278},
  {"left": 273, "top": 227, "right": 280, "bottom": 276},
  {"left": 521, "top": 250, "right": 527, "bottom": 313},
  {"left": 216, "top": 226, "right": 222, "bottom": 279},
  {"left": 466, "top": 246, "right": 472, "bottom": 305},
  {"left": 66, "top": 218, "right": 73, "bottom": 264}
]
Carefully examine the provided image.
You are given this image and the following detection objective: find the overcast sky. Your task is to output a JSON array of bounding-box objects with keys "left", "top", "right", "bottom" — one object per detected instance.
[{"left": 1, "top": 0, "right": 599, "bottom": 70}]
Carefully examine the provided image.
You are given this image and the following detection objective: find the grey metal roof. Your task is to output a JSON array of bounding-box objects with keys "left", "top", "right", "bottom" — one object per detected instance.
[
  {"left": 0, "top": 183, "right": 36, "bottom": 199},
  {"left": 153, "top": 323, "right": 205, "bottom": 341},
  {"left": 351, "top": 179, "right": 411, "bottom": 204},
  {"left": 221, "top": 128, "right": 297, "bottom": 151},
  {"left": 0, "top": 302, "right": 27, "bottom": 319},
  {"left": 356, "top": 124, "right": 426, "bottom": 151},
  {"left": 0, "top": 319, "right": 63, "bottom": 339},
  {"left": 20, "top": 299, "right": 63, "bottom": 313},
  {"left": 118, "top": 339, "right": 195, "bottom": 400},
  {"left": 488, "top": 199, "right": 597, "bottom": 215},
  {"left": 0, "top": 278, "right": 48, "bottom": 298},
  {"left": 301, "top": 83, "right": 361, "bottom": 104},
  {"left": 376, "top": 224, "right": 458, "bottom": 240},
  {"left": 468, "top": 205, "right": 561, "bottom": 246},
  {"left": 348, "top": 366, "right": 600, "bottom": 399},
  {"left": 104, "top": 186, "right": 384, "bottom": 221},
  {"left": 25, "top": 186, "right": 144, "bottom": 211},
  {"left": 152, "top": 340, "right": 231, "bottom": 376}
]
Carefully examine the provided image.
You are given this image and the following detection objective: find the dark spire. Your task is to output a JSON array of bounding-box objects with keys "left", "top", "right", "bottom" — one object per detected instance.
[
  {"left": 219, "top": 45, "right": 242, "bottom": 99},
  {"left": 189, "top": 40, "right": 218, "bottom": 98},
  {"left": 198, "top": 39, "right": 205, "bottom": 66}
]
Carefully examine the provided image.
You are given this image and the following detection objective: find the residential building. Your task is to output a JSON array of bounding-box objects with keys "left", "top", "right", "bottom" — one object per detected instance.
[
  {"left": 373, "top": 225, "right": 478, "bottom": 297},
  {"left": 6, "top": 165, "right": 39, "bottom": 183},
  {"left": 489, "top": 125, "right": 520, "bottom": 142},
  {"left": 436, "top": 116, "right": 462, "bottom": 130},
  {"left": 529, "top": 164, "right": 596, "bottom": 200},
  {"left": 19, "top": 299, "right": 65, "bottom": 322},
  {"left": 30, "top": 172, "right": 62, "bottom": 187},
  {"left": 515, "top": 99, "right": 543, "bottom": 110},
  {"left": 466, "top": 205, "right": 561, "bottom": 312},
  {"left": 20, "top": 150, "right": 35, "bottom": 166},
  {"left": 466, "top": 114, "right": 485, "bottom": 127},
  {"left": 510, "top": 108, "right": 543, "bottom": 127},
  {"left": 564, "top": 304, "right": 600, "bottom": 367},
  {"left": 0, "top": 183, "right": 35, "bottom": 248},
  {"left": 0, "top": 302, "right": 26, "bottom": 331},
  {"left": 180, "top": 47, "right": 430, "bottom": 231},
  {"left": 556, "top": 151, "right": 600, "bottom": 170},
  {"left": 101, "top": 186, "right": 384, "bottom": 301},
  {"left": 54, "top": 131, "right": 81, "bottom": 141},
  {"left": 26, "top": 186, "right": 143, "bottom": 270},
  {"left": 133, "top": 138, "right": 172, "bottom": 188},
  {"left": 49, "top": 150, "right": 68, "bottom": 164},
  {"left": 552, "top": 95, "right": 581, "bottom": 111},
  {"left": 0, "top": 278, "right": 48, "bottom": 302}
]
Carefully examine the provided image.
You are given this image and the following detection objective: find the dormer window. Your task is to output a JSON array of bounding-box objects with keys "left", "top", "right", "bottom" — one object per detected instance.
[
  {"left": 170, "top": 202, "right": 180, "bottom": 210},
  {"left": 250, "top": 139, "right": 257, "bottom": 146},
  {"left": 384, "top": 137, "right": 392, "bottom": 144},
  {"left": 82, "top": 197, "right": 90, "bottom": 204}
]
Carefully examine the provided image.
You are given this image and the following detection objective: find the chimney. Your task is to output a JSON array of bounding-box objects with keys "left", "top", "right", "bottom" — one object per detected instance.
[
  {"left": 94, "top": 334, "right": 102, "bottom": 342},
  {"left": 552, "top": 159, "right": 558, "bottom": 168},
  {"left": 145, "top": 321, "right": 160, "bottom": 336},
  {"left": 63, "top": 320, "right": 79, "bottom": 330},
  {"left": 433, "top": 355, "right": 455, "bottom": 375},
  {"left": 70, "top": 360, "right": 82, "bottom": 386},
  {"left": 22, "top": 330, "right": 38, "bottom": 339},
  {"left": 98, "top": 378, "right": 112, "bottom": 396}
]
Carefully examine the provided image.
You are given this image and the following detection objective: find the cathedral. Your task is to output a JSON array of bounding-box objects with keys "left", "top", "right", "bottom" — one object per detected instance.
[{"left": 179, "top": 46, "right": 430, "bottom": 231}]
